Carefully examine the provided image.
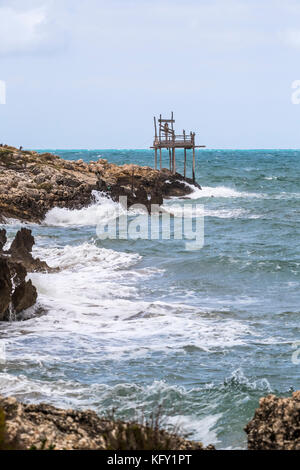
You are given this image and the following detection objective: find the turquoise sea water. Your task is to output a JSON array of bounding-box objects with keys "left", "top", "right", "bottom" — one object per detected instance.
[{"left": 0, "top": 149, "right": 299, "bottom": 449}]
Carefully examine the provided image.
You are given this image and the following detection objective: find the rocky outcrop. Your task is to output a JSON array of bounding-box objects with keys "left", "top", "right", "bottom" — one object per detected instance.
[
  {"left": 0, "top": 146, "right": 199, "bottom": 223},
  {"left": 245, "top": 391, "right": 300, "bottom": 450},
  {"left": 0, "top": 395, "right": 214, "bottom": 450},
  {"left": 8, "top": 228, "right": 50, "bottom": 272},
  {"left": 0, "top": 228, "right": 50, "bottom": 321}
]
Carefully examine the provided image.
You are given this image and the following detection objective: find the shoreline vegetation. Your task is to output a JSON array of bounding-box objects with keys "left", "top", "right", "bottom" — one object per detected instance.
[{"left": 0, "top": 144, "right": 299, "bottom": 450}]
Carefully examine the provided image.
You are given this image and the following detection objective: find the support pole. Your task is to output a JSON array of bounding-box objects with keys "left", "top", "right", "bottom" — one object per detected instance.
[
  {"left": 169, "top": 148, "right": 171, "bottom": 171},
  {"left": 155, "top": 148, "right": 157, "bottom": 170},
  {"left": 184, "top": 148, "right": 187, "bottom": 179},
  {"left": 172, "top": 148, "right": 176, "bottom": 175},
  {"left": 159, "top": 148, "right": 162, "bottom": 170},
  {"left": 192, "top": 147, "right": 195, "bottom": 183}
]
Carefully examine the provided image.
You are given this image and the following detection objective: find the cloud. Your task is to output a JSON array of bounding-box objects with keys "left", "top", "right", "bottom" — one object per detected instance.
[{"left": 0, "top": 3, "right": 66, "bottom": 56}]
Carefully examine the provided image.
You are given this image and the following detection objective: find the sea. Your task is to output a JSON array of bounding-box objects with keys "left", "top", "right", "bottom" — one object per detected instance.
[{"left": 0, "top": 149, "right": 299, "bottom": 449}]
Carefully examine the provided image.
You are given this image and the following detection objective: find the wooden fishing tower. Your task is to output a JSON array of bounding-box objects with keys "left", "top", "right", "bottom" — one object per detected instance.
[{"left": 151, "top": 112, "right": 205, "bottom": 183}]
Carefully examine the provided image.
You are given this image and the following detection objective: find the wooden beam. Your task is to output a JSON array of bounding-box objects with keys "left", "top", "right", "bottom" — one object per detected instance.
[
  {"left": 158, "top": 118, "right": 175, "bottom": 123},
  {"left": 184, "top": 148, "right": 187, "bottom": 179},
  {"left": 155, "top": 148, "right": 157, "bottom": 170},
  {"left": 159, "top": 148, "right": 162, "bottom": 170},
  {"left": 169, "top": 148, "right": 171, "bottom": 171}
]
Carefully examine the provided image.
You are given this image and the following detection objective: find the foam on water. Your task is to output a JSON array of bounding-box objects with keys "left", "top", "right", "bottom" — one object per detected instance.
[
  {"left": 162, "top": 204, "right": 249, "bottom": 219},
  {"left": 43, "top": 192, "right": 123, "bottom": 227},
  {"left": 43, "top": 191, "right": 146, "bottom": 227},
  {"left": 184, "top": 183, "right": 264, "bottom": 199}
]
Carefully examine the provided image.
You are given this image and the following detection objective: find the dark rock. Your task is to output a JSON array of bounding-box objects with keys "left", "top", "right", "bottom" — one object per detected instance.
[
  {"left": 0, "top": 228, "right": 46, "bottom": 321},
  {"left": 0, "top": 258, "right": 12, "bottom": 321},
  {"left": 0, "top": 229, "right": 6, "bottom": 251},
  {"left": 9, "top": 228, "right": 51, "bottom": 272},
  {"left": 9, "top": 262, "right": 37, "bottom": 314}
]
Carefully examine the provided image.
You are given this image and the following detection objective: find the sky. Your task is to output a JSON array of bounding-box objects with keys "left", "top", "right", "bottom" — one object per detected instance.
[{"left": 1, "top": 0, "right": 300, "bottom": 149}]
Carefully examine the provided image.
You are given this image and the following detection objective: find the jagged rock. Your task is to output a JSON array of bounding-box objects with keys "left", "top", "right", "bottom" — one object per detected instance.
[
  {"left": 8, "top": 228, "right": 51, "bottom": 272},
  {"left": 9, "top": 262, "right": 37, "bottom": 314},
  {"left": 245, "top": 391, "right": 300, "bottom": 450},
  {"left": 0, "top": 228, "right": 46, "bottom": 321},
  {"left": 0, "top": 229, "right": 6, "bottom": 251},
  {"left": 0, "top": 257, "right": 37, "bottom": 321},
  {"left": 0, "top": 258, "right": 12, "bottom": 321},
  {"left": 0, "top": 395, "right": 214, "bottom": 450},
  {"left": 0, "top": 146, "right": 200, "bottom": 223}
]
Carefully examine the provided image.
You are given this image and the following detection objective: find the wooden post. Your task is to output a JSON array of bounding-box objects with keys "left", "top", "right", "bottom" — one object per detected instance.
[
  {"left": 192, "top": 147, "right": 195, "bottom": 183},
  {"left": 160, "top": 148, "right": 162, "bottom": 170},
  {"left": 131, "top": 168, "right": 134, "bottom": 194},
  {"left": 155, "top": 148, "right": 157, "bottom": 170},
  {"left": 184, "top": 148, "right": 187, "bottom": 179},
  {"left": 169, "top": 148, "right": 171, "bottom": 171},
  {"left": 172, "top": 148, "right": 176, "bottom": 175}
]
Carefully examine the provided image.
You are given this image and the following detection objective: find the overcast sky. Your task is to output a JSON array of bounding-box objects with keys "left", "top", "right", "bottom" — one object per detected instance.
[{"left": 1, "top": 0, "right": 300, "bottom": 148}]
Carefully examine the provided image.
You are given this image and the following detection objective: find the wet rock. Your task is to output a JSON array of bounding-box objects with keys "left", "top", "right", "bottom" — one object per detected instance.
[
  {"left": 245, "top": 391, "right": 300, "bottom": 450},
  {"left": 0, "top": 258, "right": 12, "bottom": 321},
  {"left": 8, "top": 228, "right": 51, "bottom": 272},
  {"left": 10, "top": 262, "right": 37, "bottom": 314},
  {"left": 0, "top": 229, "right": 6, "bottom": 251},
  {"left": 0, "top": 228, "right": 46, "bottom": 321},
  {"left": 0, "top": 394, "right": 214, "bottom": 450}
]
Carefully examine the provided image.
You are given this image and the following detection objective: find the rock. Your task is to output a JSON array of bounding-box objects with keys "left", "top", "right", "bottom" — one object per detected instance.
[
  {"left": 0, "top": 258, "right": 12, "bottom": 321},
  {"left": 0, "top": 395, "right": 215, "bottom": 450},
  {"left": 8, "top": 228, "right": 51, "bottom": 272},
  {"left": 0, "top": 228, "right": 47, "bottom": 321},
  {"left": 0, "top": 229, "right": 6, "bottom": 251},
  {"left": 10, "top": 262, "right": 37, "bottom": 314},
  {"left": 0, "top": 257, "right": 37, "bottom": 321},
  {"left": 0, "top": 146, "right": 201, "bottom": 223},
  {"left": 245, "top": 391, "right": 300, "bottom": 450}
]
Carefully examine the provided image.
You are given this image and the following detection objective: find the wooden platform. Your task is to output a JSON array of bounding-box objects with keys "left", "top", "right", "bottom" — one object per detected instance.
[{"left": 151, "top": 113, "right": 205, "bottom": 182}]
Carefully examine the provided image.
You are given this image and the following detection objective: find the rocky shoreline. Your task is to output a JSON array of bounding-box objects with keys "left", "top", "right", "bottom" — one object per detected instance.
[
  {"left": 0, "top": 394, "right": 214, "bottom": 450},
  {"left": 0, "top": 391, "right": 299, "bottom": 450},
  {"left": 0, "top": 145, "right": 199, "bottom": 223}
]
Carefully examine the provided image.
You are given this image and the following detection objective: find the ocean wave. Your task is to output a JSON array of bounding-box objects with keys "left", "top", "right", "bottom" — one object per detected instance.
[
  {"left": 43, "top": 191, "right": 146, "bottom": 227},
  {"left": 43, "top": 192, "right": 124, "bottom": 227},
  {"left": 32, "top": 241, "right": 141, "bottom": 271},
  {"left": 162, "top": 204, "right": 249, "bottom": 219},
  {"left": 184, "top": 183, "right": 264, "bottom": 199},
  {"left": 0, "top": 368, "right": 271, "bottom": 448}
]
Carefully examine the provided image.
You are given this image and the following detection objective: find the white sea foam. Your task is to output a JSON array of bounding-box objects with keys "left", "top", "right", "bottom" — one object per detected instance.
[
  {"left": 43, "top": 191, "right": 146, "bottom": 227},
  {"left": 184, "top": 182, "right": 264, "bottom": 199},
  {"left": 167, "top": 413, "right": 222, "bottom": 446},
  {"left": 162, "top": 204, "right": 248, "bottom": 219},
  {"left": 43, "top": 192, "right": 123, "bottom": 227},
  {"left": 33, "top": 241, "right": 141, "bottom": 270}
]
